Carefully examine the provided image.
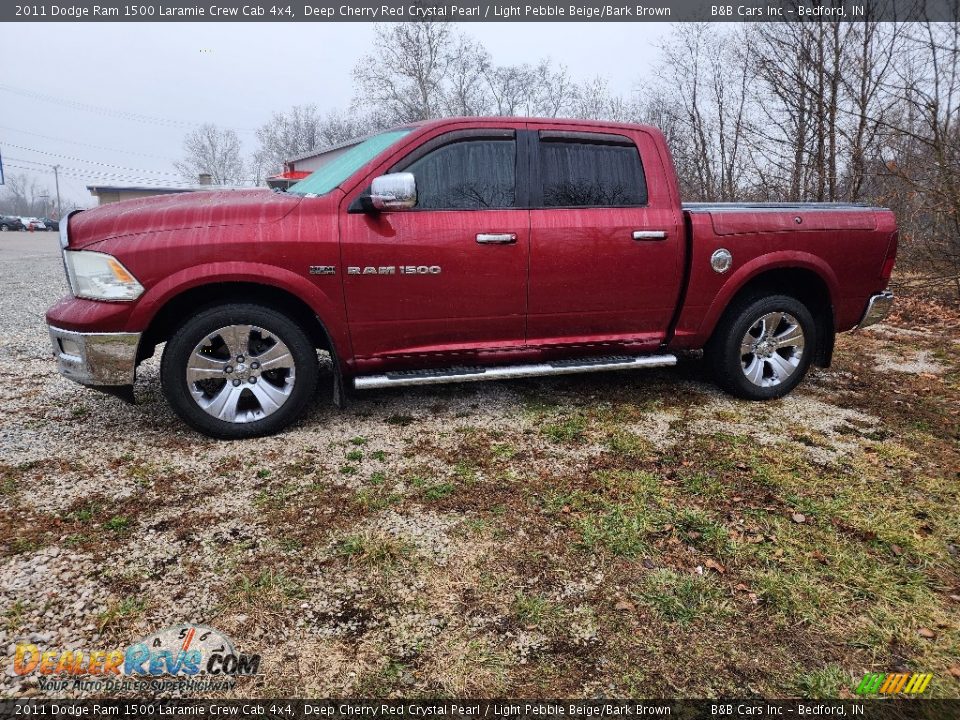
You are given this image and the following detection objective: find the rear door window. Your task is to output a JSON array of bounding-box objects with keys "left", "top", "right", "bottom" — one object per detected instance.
[{"left": 539, "top": 138, "right": 647, "bottom": 207}]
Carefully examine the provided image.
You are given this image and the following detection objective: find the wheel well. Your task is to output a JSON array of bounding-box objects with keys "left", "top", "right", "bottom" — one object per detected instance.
[
  {"left": 139, "top": 282, "right": 334, "bottom": 361},
  {"left": 719, "top": 267, "right": 835, "bottom": 367}
]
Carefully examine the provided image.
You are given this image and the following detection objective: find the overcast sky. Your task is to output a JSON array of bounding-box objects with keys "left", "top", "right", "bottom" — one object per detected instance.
[{"left": 0, "top": 22, "right": 669, "bottom": 208}]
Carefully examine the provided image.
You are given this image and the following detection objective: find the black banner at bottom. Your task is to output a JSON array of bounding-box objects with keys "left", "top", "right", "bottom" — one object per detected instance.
[{"left": 1, "top": 700, "right": 959, "bottom": 720}]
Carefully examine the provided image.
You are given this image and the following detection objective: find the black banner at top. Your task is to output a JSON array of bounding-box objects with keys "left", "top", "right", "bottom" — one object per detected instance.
[
  {"left": 2, "top": 700, "right": 960, "bottom": 720},
  {"left": 4, "top": 0, "right": 960, "bottom": 22}
]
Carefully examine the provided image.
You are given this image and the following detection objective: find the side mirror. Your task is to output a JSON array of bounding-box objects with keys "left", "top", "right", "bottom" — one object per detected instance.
[{"left": 369, "top": 173, "right": 417, "bottom": 211}]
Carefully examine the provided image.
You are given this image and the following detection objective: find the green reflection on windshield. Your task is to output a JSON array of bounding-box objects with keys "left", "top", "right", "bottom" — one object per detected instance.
[{"left": 287, "top": 129, "right": 412, "bottom": 196}]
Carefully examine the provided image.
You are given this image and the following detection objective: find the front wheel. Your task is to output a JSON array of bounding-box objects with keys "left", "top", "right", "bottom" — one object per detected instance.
[
  {"left": 708, "top": 294, "right": 816, "bottom": 400},
  {"left": 161, "top": 304, "right": 319, "bottom": 439}
]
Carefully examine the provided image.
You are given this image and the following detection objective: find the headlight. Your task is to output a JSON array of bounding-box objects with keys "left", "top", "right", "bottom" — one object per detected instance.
[{"left": 64, "top": 250, "right": 144, "bottom": 301}]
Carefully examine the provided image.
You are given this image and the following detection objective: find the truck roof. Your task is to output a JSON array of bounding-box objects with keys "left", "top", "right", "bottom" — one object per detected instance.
[
  {"left": 287, "top": 117, "right": 659, "bottom": 164},
  {"left": 409, "top": 116, "right": 656, "bottom": 133}
]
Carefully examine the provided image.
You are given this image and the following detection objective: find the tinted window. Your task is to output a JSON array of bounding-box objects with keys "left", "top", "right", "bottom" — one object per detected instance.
[
  {"left": 405, "top": 139, "right": 516, "bottom": 210},
  {"left": 540, "top": 140, "right": 647, "bottom": 207}
]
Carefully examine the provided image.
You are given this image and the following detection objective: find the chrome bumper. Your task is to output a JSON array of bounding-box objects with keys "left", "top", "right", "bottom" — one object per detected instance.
[
  {"left": 856, "top": 291, "right": 895, "bottom": 329},
  {"left": 48, "top": 326, "right": 141, "bottom": 386}
]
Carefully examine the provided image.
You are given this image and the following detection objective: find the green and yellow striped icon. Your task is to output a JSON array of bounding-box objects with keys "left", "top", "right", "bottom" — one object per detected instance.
[{"left": 855, "top": 672, "right": 932, "bottom": 695}]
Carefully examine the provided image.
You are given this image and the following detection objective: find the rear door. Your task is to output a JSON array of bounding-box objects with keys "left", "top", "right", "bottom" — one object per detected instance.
[
  {"left": 339, "top": 128, "right": 530, "bottom": 363},
  {"left": 527, "top": 127, "right": 684, "bottom": 351}
]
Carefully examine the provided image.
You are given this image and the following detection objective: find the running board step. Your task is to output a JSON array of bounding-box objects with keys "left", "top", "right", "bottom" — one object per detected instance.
[{"left": 353, "top": 354, "right": 677, "bottom": 390}]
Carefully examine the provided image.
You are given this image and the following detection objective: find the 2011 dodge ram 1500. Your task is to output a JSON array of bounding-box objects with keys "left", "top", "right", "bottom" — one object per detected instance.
[{"left": 46, "top": 117, "right": 897, "bottom": 439}]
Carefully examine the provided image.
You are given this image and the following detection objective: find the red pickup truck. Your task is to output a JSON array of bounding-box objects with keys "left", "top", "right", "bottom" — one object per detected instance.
[{"left": 47, "top": 117, "right": 897, "bottom": 439}]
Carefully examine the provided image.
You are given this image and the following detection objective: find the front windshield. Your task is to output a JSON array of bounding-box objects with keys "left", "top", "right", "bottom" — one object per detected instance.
[{"left": 287, "top": 129, "right": 412, "bottom": 196}]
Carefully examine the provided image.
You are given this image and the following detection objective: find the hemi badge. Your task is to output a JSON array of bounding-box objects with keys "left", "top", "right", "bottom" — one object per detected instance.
[{"left": 309, "top": 265, "right": 336, "bottom": 275}]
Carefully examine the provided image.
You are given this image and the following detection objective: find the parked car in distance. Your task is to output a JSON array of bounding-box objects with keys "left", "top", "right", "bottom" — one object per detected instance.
[
  {"left": 40, "top": 217, "right": 59, "bottom": 231},
  {"left": 0, "top": 215, "right": 25, "bottom": 231},
  {"left": 19, "top": 217, "right": 45, "bottom": 231},
  {"left": 46, "top": 117, "right": 898, "bottom": 439}
]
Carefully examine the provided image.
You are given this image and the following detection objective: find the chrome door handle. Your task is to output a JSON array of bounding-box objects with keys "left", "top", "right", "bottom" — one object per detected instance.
[
  {"left": 476, "top": 233, "right": 517, "bottom": 244},
  {"left": 633, "top": 230, "right": 668, "bottom": 240}
]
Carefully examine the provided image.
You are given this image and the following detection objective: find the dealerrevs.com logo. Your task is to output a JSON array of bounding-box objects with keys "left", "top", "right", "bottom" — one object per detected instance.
[{"left": 12, "top": 624, "right": 260, "bottom": 693}]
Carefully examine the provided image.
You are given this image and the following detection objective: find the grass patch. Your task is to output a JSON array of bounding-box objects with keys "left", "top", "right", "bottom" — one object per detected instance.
[
  {"left": 542, "top": 414, "right": 587, "bottom": 444},
  {"left": 335, "top": 532, "right": 414, "bottom": 572},
  {"left": 354, "top": 488, "right": 402, "bottom": 511},
  {"left": 577, "top": 505, "right": 652, "bottom": 558},
  {"left": 793, "top": 664, "right": 852, "bottom": 698},
  {"left": 356, "top": 660, "right": 409, "bottom": 696},
  {"left": 670, "top": 508, "right": 732, "bottom": 557},
  {"left": 512, "top": 592, "right": 565, "bottom": 632},
  {"left": 638, "top": 569, "right": 730, "bottom": 625},
  {"left": 607, "top": 430, "right": 648, "bottom": 457},
  {"left": 103, "top": 516, "right": 132, "bottom": 535},
  {"left": 5, "top": 600, "right": 26, "bottom": 631},
  {"left": 98, "top": 597, "right": 147, "bottom": 632},
  {"left": 235, "top": 569, "right": 306, "bottom": 605},
  {"left": 423, "top": 482, "right": 456, "bottom": 501}
]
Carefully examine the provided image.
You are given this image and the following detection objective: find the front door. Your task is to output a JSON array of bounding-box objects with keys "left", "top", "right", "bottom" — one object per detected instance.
[
  {"left": 339, "top": 129, "right": 530, "bottom": 365},
  {"left": 526, "top": 126, "right": 684, "bottom": 351}
]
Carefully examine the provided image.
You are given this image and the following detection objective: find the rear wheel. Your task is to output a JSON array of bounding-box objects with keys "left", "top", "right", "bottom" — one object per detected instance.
[
  {"left": 708, "top": 293, "right": 815, "bottom": 400},
  {"left": 161, "top": 304, "right": 319, "bottom": 439}
]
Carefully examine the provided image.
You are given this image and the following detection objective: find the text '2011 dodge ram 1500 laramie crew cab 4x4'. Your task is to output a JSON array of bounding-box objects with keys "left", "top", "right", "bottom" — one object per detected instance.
[{"left": 46, "top": 118, "right": 897, "bottom": 439}]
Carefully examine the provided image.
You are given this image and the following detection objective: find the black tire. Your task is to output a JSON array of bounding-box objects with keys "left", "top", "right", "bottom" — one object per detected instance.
[
  {"left": 707, "top": 293, "right": 816, "bottom": 401},
  {"left": 160, "top": 303, "right": 319, "bottom": 439}
]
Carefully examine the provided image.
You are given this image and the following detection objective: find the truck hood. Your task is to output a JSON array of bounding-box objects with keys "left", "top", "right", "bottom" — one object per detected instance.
[{"left": 67, "top": 189, "right": 302, "bottom": 248}]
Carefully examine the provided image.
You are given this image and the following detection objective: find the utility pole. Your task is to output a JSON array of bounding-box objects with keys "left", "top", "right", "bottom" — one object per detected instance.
[{"left": 52, "top": 165, "right": 62, "bottom": 219}]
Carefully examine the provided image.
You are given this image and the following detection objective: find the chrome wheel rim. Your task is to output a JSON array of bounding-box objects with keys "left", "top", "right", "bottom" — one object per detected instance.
[
  {"left": 186, "top": 324, "right": 296, "bottom": 424},
  {"left": 740, "top": 312, "right": 805, "bottom": 388}
]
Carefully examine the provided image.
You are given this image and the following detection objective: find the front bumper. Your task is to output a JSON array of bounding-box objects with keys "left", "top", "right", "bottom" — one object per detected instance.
[
  {"left": 855, "top": 291, "right": 895, "bottom": 329},
  {"left": 48, "top": 325, "right": 141, "bottom": 386}
]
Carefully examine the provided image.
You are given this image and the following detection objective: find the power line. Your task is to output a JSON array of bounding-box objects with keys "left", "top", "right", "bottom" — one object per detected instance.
[
  {"left": 0, "top": 124, "right": 177, "bottom": 162},
  {"left": 2, "top": 144, "right": 182, "bottom": 177},
  {"left": 0, "top": 82, "right": 256, "bottom": 134},
  {"left": 4, "top": 161, "right": 188, "bottom": 187}
]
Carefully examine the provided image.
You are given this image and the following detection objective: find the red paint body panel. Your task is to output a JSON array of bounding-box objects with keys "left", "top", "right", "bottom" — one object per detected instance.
[
  {"left": 45, "top": 117, "right": 897, "bottom": 381},
  {"left": 68, "top": 189, "right": 302, "bottom": 248},
  {"left": 526, "top": 124, "right": 684, "bottom": 350}
]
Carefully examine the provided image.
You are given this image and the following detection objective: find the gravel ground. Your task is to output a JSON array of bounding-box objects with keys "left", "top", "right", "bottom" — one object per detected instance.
[{"left": 1, "top": 234, "right": 958, "bottom": 698}]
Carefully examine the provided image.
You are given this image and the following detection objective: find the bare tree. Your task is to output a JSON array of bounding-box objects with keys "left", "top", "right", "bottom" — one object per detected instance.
[
  {"left": 174, "top": 123, "right": 245, "bottom": 185},
  {"left": 650, "top": 24, "right": 752, "bottom": 201},
  {"left": 352, "top": 22, "right": 456, "bottom": 123},
  {"left": 254, "top": 105, "right": 324, "bottom": 177},
  {"left": 444, "top": 36, "right": 491, "bottom": 116},
  {"left": 0, "top": 173, "right": 54, "bottom": 216},
  {"left": 485, "top": 64, "right": 535, "bottom": 116},
  {"left": 878, "top": 21, "right": 960, "bottom": 294},
  {"left": 837, "top": 21, "right": 900, "bottom": 201},
  {"left": 254, "top": 106, "right": 379, "bottom": 177},
  {"left": 485, "top": 59, "right": 578, "bottom": 117},
  {"left": 530, "top": 60, "right": 576, "bottom": 117},
  {"left": 569, "top": 76, "right": 635, "bottom": 122}
]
